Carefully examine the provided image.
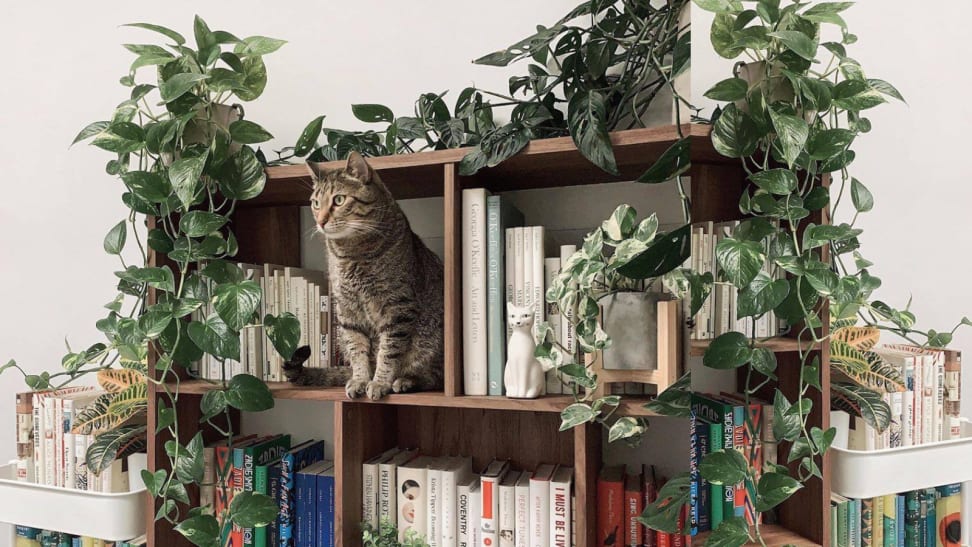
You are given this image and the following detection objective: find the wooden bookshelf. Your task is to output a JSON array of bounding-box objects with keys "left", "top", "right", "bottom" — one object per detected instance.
[
  {"left": 688, "top": 336, "right": 821, "bottom": 356},
  {"left": 694, "top": 524, "right": 822, "bottom": 547},
  {"left": 147, "top": 124, "right": 832, "bottom": 546}
]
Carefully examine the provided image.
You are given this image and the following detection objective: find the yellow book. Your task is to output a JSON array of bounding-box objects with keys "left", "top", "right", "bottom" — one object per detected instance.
[
  {"left": 882, "top": 493, "right": 897, "bottom": 544},
  {"left": 81, "top": 537, "right": 95, "bottom": 547},
  {"left": 873, "top": 496, "right": 884, "bottom": 546}
]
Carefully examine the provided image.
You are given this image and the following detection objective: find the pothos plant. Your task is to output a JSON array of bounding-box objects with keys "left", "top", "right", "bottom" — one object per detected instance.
[
  {"left": 624, "top": 1, "right": 968, "bottom": 546},
  {"left": 277, "top": 0, "right": 691, "bottom": 180},
  {"left": 3, "top": 16, "right": 304, "bottom": 546}
]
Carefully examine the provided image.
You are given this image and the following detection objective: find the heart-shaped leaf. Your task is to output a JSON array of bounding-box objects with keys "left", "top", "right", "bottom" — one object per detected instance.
[
  {"left": 187, "top": 314, "right": 240, "bottom": 361},
  {"left": 213, "top": 280, "right": 262, "bottom": 331},
  {"left": 225, "top": 374, "right": 274, "bottom": 412},
  {"left": 703, "top": 332, "right": 753, "bottom": 370}
]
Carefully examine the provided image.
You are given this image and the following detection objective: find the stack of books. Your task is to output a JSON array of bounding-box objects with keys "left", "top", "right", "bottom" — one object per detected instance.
[
  {"left": 361, "top": 447, "right": 574, "bottom": 546},
  {"left": 14, "top": 388, "right": 128, "bottom": 493},
  {"left": 830, "top": 484, "right": 962, "bottom": 546},
  {"left": 689, "top": 221, "right": 784, "bottom": 340},
  {"left": 192, "top": 263, "right": 337, "bottom": 382},
  {"left": 846, "top": 346, "right": 963, "bottom": 450},
  {"left": 14, "top": 527, "right": 144, "bottom": 547},
  {"left": 462, "top": 189, "right": 578, "bottom": 396},
  {"left": 689, "top": 392, "right": 777, "bottom": 533},
  {"left": 597, "top": 464, "right": 687, "bottom": 547},
  {"left": 201, "top": 435, "right": 332, "bottom": 547}
]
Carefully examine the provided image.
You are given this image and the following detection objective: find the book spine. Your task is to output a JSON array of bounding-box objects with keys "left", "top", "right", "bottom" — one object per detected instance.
[
  {"left": 319, "top": 473, "right": 335, "bottom": 547},
  {"left": 559, "top": 245, "right": 577, "bottom": 365},
  {"left": 428, "top": 467, "right": 442, "bottom": 547},
  {"left": 935, "top": 353, "right": 945, "bottom": 442},
  {"left": 514, "top": 483, "right": 529, "bottom": 547},
  {"left": 862, "top": 498, "right": 873, "bottom": 547},
  {"left": 529, "top": 478, "right": 549, "bottom": 547},
  {"left": 514, "top": 228, "right": 525, "bottom": 308},
  {"left": 904, "top": 491, "right": 920, "bottom": 547},
  {"left": 550, "top": 478, "right": 571, "bottom": 547},
  {"left": 730, "top": 405, "right": 746, "bottom": 518},
  {"left": 43, "top": 397, "right": 55, "bottom": 486},
  {"left": 294, "top": 470, "right": 310, "bottom": 547},
  {"left": 462, "top": 188, "right": 489, "bottom": 395},
  {"left": 596, "top": 477, "right": 622, "bottom": 547},
  {"left": 398, "top": 465, "right": 428, "bottom": 541},
  {"left": 378, "top": 462, "right": 396, "bottom": 526},
  {"left": 254, "top": 464, "right": 269, "bottom": 547},
  {"left": 279, "top": 454, "right": 296, "bottom": 546},
  {"left": 531, "top": 227, "right": 545, "bottom": 337},
  {"left": 362, "top": 462, "right": 379, "bottom": 528},
  {"left": 269, "top": 465, "right": 281, "bottom": 547},
  {"left": 470, "top": 486, "right": 482, "bottom": 547},
  {"left": 505, "top": 228, "right": 516, "bottom": 340},
  {"left": 688, "top": 415, "right": 700, "bottom": 536},
  {"left": 624, "top": 482, "right": 642, "bottom": 547},
  {"left": 62, "top": 399, "right": 75, "bottom": 489},
  {"left": 487, "top": 196, "right": 505, "bottom": 396},
  {"left": 458, "top": 483, "right": 472, "bottom": 547},
  {"left": 643, "top": 471, "right": 657, "bottom": 547},
  {"left": 544, "top": 257, "right": 562, "bottom": 395},
  {"left": 943, "top": 350, "right": 962, "bottom": 440},
  {"left": 32, "top": 393, "right": 43, "bottom": 485},
  {"left": 697, "top": 422, "right": 711, "bottom": 533},
  {"left": 482, "top": 475, "right": 501, "bottom": 546},
  {"left": 441, "top": 468, "right": 458, "bottom": 547},
  {"left": 74, "top": 434, "right": 88, "bottom": 491},
  {"left": 741, "top": 403, "right": 762, "bottom": 524},
  {"left": 232, "top": 447, "right": 247, "bottom": 547},
  {"left": 499, "top": 481, "right": 516, "bottom": 547}
]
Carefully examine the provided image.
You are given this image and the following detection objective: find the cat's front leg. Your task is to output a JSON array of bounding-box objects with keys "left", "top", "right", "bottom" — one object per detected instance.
[
  {"left": 339, "top": 324, "right": 372, "bottom": 399},
  {"left": 369, "top": 324, "right": 411, "bottom": 400}
]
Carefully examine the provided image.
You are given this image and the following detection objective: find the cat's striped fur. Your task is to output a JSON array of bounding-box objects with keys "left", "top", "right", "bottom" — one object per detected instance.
[{"left": 283, "top": 152, "right": 444, "bottom": 400}]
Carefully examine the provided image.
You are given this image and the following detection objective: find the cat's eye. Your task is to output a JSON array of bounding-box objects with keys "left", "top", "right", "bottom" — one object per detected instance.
[
  {"left": 310, "top": 197, "right": 321, "bottom": 209},
  {"left": 333, "top": 194, "right": 347, "bottom": 206}
]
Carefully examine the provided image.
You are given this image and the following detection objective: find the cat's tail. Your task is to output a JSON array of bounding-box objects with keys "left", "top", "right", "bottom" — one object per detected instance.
[{"left": 282, "top": 345, "right": 353, "bottom": 387}]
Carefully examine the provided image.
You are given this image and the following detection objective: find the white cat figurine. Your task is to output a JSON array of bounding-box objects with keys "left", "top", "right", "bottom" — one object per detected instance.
[{"left": 504, "top": 303, "right": 546, "bottom": 399}]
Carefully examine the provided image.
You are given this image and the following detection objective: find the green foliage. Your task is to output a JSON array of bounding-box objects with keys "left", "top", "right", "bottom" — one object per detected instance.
[{"left": 362, "top": 520, "right": 430, "bottom": 547}]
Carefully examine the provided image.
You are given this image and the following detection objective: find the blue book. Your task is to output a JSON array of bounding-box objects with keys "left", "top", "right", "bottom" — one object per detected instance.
[
  {"left": 317, "top": 465, "right": 336, "bottom": 547},
  {"left": 688, "top": 411, "right": 699, "bottom": 535},
  {"left": 269, "top": 461, "right": 282, "bottom": 547},
  {"left": 923, "top": 488, "right": 936, "bottom": 547},
  {"left": 279, "top": 440, "right": 326, "bottom": 547},
  {"left": 296, "top": 461, "right": 329, "bottom": 547},
  {"left": 897, "top": 494, "right": 905, "bottom": 547},
  {"left": 485, "top": 194, "right": 523, "bottom": 396},
  {"left": 850, "top": 498, "right": 861, "bottom": 547}
]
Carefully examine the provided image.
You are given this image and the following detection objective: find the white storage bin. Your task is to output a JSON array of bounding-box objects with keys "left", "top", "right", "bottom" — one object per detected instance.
[{"left": 0, "top": 461, "right": 147, "bottom": 541}]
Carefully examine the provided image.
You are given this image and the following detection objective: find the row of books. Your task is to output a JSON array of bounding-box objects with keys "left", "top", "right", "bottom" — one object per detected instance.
[
  {"left": 598, "top": 464, "right": 689, "bottom": 547},
  {"left": 14, "top": 527, "right": 144, "bottom": 547},
  {"left": 851, "top": 346, "right": 962, "bottom": 449},
  {"left": 830, "top": 484, "right": 962, "bottom": 547},
  {"left": 191, "top": 263, "right": 336, "bottom": 382},
  {"left": 361, "top": 447, "right": 574, "bottom": 547},
  {"left": 462, "top": 189, "right": 578, "bottom": 396},
  {"left": 689, "top": 221, "right": 784, "bottom": 340},
  {"left": 201, "top": 434, "right": 330, "bottom": 547},
  {"left": 689, "top": 392, "right": 777, "bottom": 533},
  {"left": 15, "top": 388, "right": 128, "bottom": 493}
]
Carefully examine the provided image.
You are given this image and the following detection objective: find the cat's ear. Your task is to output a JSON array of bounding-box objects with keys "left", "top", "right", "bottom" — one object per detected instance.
[
  {"left": 306, "top": 160, "right": 326, "bottom": 181},
  {"left": 346, "top": 151, "right": 372, "bottom": 184}
]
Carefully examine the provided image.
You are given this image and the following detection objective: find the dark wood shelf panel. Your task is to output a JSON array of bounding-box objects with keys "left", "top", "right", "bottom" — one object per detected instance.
[
  {"left": 176, "top": 380, "right": 659, "bottom": 416},
  {"left": 247, "top": 124, "right": 725, "bottom": 207},
  {"left": 694, "top": 524, "right": 821, "bottom": 547},
  {"left": 688, "top": 337, "right": 821, "bottom": 357}
]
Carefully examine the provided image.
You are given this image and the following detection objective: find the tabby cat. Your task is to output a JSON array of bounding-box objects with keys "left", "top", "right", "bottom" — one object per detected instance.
[{"left": 282, "top": 152, "right": 444, "bottom": 400}]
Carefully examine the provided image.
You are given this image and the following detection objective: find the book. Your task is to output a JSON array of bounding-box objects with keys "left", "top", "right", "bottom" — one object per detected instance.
[
  {"left": 530, "top": 226, "right": 545, "bottom": 338},
  {"left": 874, "top": 496, "right": 884, "bottom": 547},
  {"left": 691, "top": 393, "right": 738, "bottom": 519},
  {"left": 550, "top": 466, "right": 572, "bottom": 547},
  {"left": 851, "top": 497, "right": 861, "bottom": 547},
  {"left": 295, "top": 460, "right": 330, "bottom": 547},
  {"left": 559, "top": 245, "right": 577, "bottom": 367},
  {"left": 499, "top": 471, "right": 520, "bottom": 547},
  {"left": 688, "top": 413, "right": 700, "bottom": 535},
  {"left": 624, "top": 472, "right": 642, "bottom": 547},
  {"left": 362, "top": 448, "right": 398, "bottom": 529},
  {"left": 279, "top": 440, "right": 325, "bottom": 547},
  {"left": 597, "top": 465, "right": 624, "bottom": 547},
  {"left": 936, "top": 483, "right": 961, "bottom": 547},
  {"left": 513, "top": 227, "right": 526, "bottom": 308},
  {"left": 316, "top": 463, "right": 336, "bottom": 547},
  {"left": 398, "top": 456, "right": 433, "bottom": 541},
  {"left": 242, "top": 435, "right": 292, "bottom": 546},
  {"left": 514, "top": 471, "right": 530, "bottom": 547},
  {"left": 457, "top": 476, "right": 479, "bottom": 547},
  {"left": 719, "top": 392, "right": 764, "bottom": 524},
  {"left": 529, "top": 463, "right": 556, "bottom": 547},
  {"left": 268, "top": 460, "right": 283, "bottom": 547},
  {"left": 60, "top": 391, "right": 99, "bottom": 489},
  {"left": 469, "top": 482, "right": 482, "bottom": 547},
  {"left": 897, "top": 494, "right": 906, "bottom": 547},
  {"left": 834, "top": 494, "right": 850, "bottom": 547},
  {"left": 505, "top": 226, "right": 517, "bottom": 341},
  {"left": 487, "top": 195, "right": 524, "bottom": 396},
  {"left": 923, "top": 488, "right": 936, "bottom": 547},
  {"left": 232, "top": 436, "right": 269, "bottom": 547},
  {"left": 427, "top": 458, "right": 444, "bottom": 547},
  {"left": 441, "top": 457, "right": 473, "bottom": 547},
  {"left": 643, "top": 466, "right": 658, "bottom": 547},
  {"left": 254, "top": 456, "right": 281, "bottom": 547},
  {"left": 463, "top": 187, "right": 490, "bottom": 395},
  {"left": 379, "top": 449, "right": 417, "bottom": 526},
  {"left": 942, "top": 350, "right": 962, "bottom": 440},
  {"left": 481, "top": 459, "right": 511, "bottom": 546},
  {"left": 215, "top": 435, "right": 259, "bottom": 536},
  {"left": 544, "top": 257, "right": 563, "bottom": 395},
  {"left": 707, "top": 421, "right": 724, "bottom": 529},
  {"left": 904, "top": 490, "right": 920, "bottom": 547},
  {"left": 862, "top": 498, "right": 873, "bottom": 547}
]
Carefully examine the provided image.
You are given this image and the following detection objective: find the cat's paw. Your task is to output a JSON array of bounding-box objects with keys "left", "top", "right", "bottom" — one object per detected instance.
[
  {"left": 366, "top": 380, "right": 392, "bottom": 400},
  {"left": 392, "top": 377, "right": 415, "bottom": 393},
  {"left": 345, "top": 378, "right": 369, "bottom": 399}
]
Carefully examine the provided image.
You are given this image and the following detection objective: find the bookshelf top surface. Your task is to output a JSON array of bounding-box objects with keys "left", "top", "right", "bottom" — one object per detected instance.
[
  {"left": 177, "top": 380, "right": 659, "bottom": 416},
  {"left": 248, "top": 124, "right": 731, "bottom": 207}
]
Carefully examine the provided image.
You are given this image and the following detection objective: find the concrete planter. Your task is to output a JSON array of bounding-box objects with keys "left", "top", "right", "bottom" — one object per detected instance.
[{"left": 600, "top": 291, "right": 667, "bottom": 371}]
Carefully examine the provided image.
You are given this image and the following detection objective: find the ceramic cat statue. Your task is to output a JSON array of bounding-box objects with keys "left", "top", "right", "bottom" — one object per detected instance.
[{"left": 503, "top": 303, "right": 546, "bottom": 399}]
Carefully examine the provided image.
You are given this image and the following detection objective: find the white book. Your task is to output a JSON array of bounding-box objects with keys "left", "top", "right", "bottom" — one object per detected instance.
[
  {"left": 514, "top": 471, "right": 530, "bottom": 547},
  {"left": 523, "top": 229, "right": 534, "bottom": 325},
  {"left": 274, "top": 269, "right": 286, "bottom": 378},
  {"left": 379, "top": 449, "right": 415, "bottom": 525},
  {"left": 505, "top": 228, "right": 517, "bottom": 340},
  {"left": 320, "top": 294, "right": 331, "bottom": 367},
  {"left": 32, "top": 392, "right": 44, "bottom": 485},
  {"left": 428, "top": 458, "right": 445, "bottom": 547},
  {"left": 935, "top": 350, "right": 945, "bottom": 441},
  {"left": 529, "top": 464, "right": 556, "bottom": 547},
  {"left": 544, "top": 257, "right": 563, "bottom": 395},
  {"left": 469, "top": 482, "right": 482, "bottom": 547},
  {"left": 499, "top": 471, "right": 519, "bottom": 547},
  {"left": 442, "top": 457, "right": 473, "bottom": 547},
  {"left": 75, "top": 434, "right": 89, "bottom": 490},
  {"left": 558, "top": 246, "right": 577, "bottom": 364},
  {"left": 513, "top": 228, "right": 525, "bottom": 307},
  {"left": 363, "top": 448, "right": 399, "bottom": 528},
  {"left": 549, "top": 466, "right": 572, "bottom": 547},
  {"left": 259, "top": 268, "right": 270, "bottom": 381},
  {"left": 310, "top": 282, "right": 320, "bottom": 369},
  {"left": 531, "top": 227, "right": 545, "bottom": 337},
  {"left": 61, "top": 392, "right": 99, "bottom": 489},
  {"left": 54, "top": 396, "right": 64, "bottom": 487},
  {"left": 457, "top": 476, "right": 479, "bottom": 547},
  {"left": 398, "top": 456, "right": 433, "bottom": 541},
  {"left": 481, "top": 460, "right": 511, "bottom": 546},
  {"left": 462, "top": 188, "right": 490, "bottom": 396},
  {"left": 42, "top": 396, "right": 56, "bottom": 486}
]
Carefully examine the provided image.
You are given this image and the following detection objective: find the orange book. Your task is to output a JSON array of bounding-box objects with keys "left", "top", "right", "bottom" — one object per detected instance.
[
  {"left": 213, "top": 434, "right": 257, "bottom": 543},
  {"left": 598, "top": 465, "right": 625, "bottom": 547},
  {"left": 624, "top": 472, "right": 643, "bottom": 547}
]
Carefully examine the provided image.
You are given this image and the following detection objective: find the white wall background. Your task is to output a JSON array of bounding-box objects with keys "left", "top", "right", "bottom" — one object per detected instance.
[{"left": 0, "top": 0, "right": 969, "bottom": 542}]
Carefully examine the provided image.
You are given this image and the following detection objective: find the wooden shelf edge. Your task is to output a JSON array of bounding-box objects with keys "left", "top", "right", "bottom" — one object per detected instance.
[
  {"left": 694, "top": 524, "right": 822, "bottom": 547},
  {"left": 688, "top": 337, "right": 821, "bottom": 357},
  {"left": 174, "top": 380, "right": 660, "bottom": 416}
]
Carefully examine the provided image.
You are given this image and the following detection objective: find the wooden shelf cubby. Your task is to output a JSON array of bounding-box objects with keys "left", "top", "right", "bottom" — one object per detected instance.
[{"left": 146, "top": 123, "right": 832, "bottom": 546}]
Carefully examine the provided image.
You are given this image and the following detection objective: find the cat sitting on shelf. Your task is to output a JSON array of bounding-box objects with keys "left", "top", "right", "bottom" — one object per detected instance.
[{"left": 503, "top": 303, "right": 549, "bottom": 399}]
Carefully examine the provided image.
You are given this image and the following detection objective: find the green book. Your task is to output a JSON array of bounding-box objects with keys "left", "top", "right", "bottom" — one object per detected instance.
[
  {"left": 242, "top": 434, "right": 292, "bottom": 547},
  {"left": 837, "top": 495, "right": 850, "bottom": 547},
  {"left": 922, "top": 488, "right": 936, "bottom": 547},
  {"left": 831, "top": 503, "right": 839, "bottom": 547},
  {"left": 485, "top": 195, "right": 523, "bottom": 396},
  {"left": 690, "top": 393, "right": 736, "bottom": 520},
  {"left": 708, "top": 421, "right": 724, "bottom": 529},
  {"left": 254, "top": 457, "right": 281, "bottom": 547},
  {"left": 882, "top": 493, "right": 896, "bottom": 547},
  {"left": 904, "top": 490, "right": 921, "bottom": 547}
]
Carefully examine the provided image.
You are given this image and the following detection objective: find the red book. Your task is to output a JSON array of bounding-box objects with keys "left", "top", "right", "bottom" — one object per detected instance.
[
  {"left": 643, "top": 466, "right": 658, "bottom": 547},
  {"left": 598, "top": 465, "right": 625, "bottom": 547},
  {"left": 213, "top": 434, "right": 257, "bottom": 523},
  {"left": 655, "top": 475, "right": 670, "bottom": 547},
  {"left": 624, "top": 472, "right": 643, "bottom": 547},
  {"left": 671, "top": 505, "right": 687, "bottom": 547},
  {"left": 721, "top": 392, "right": 766, "bottom": 525}
]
